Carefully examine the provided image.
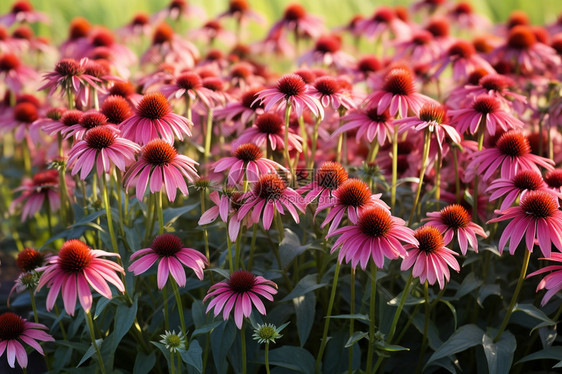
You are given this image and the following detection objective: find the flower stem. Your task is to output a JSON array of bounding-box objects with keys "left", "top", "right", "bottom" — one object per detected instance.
[
  {"left": 102, "top": 174, "right": 119, "bottom": 255},
  {"left": 241, "top": 322, "right": 247, "bottom": 374},
  {"left": 85, "top": 310, "right": 107, "bottom": 374},
  {"left": 473, "top": 123, "right": 486, "bottom": 222},
  {"left": 29, "top": 290, "right": 39, "bottom": 323},
  {"left": 308, "top": 116, "right": 321, "bottom": 170},
  {"left": 283, "top": 101, "right": 294, "bottom": 185},
  {"left": 494, "top": 249, "right": 531, "bottom": 342},
  {"left": 366, "top": 263, "right": 378, "bottom": 374},
  {"left": 391, "top": 125, "right": 399, "bottom": 210},
  {"left": 53, "top": 304, "right": 67, "bottom": 341},
  {"left": 185, "top": 95, "right": 192, "bottom": 122},
  {"left": 46, "top": 199, "right": 53, "bottom": 238},
  {"left": 226, "top": 233, "right": 234, "bottom": 273},
  {"left": 200, "top": 190, "right": 210, "bottom": 262},
  {"left": 435, "top": 145, "right": 442, "bottom": 206},
  {"left": 315, "top": 261, "right": 341, "bottom": 373},
  {"left": 348, "top": 267, "right": 356, "bottom": 374},
  {"left": 408, "top": 129, "right": 431, "bottom": 226},
  {"left": 298, "top": 115, "right": 309, "bottom": 166},
  {"left": 162, "top": 283, "right": 170, "bottom": 330},
  {"left": 415, "top": 281, "right": 430, "bottom": 374},
  {"left": 170, "top": 278, "right": 187, "bottom": 347},
  {"left": 265, "top": 342, "right": 271, "bottom": 374},
  {"left": 169, "top": 350, "right": 176, "bottom": 374},
  {"left": 248, "top": 225, "right": 258, "bottom": 271},
  {"left": 204, "top": 107, "right": 214, "bottom": 166},
  {"left": 22, "top": 139, "right": 31, "bottom": 177},
  {"left": 367, "top": 141, "right": 380, "bottom": 164},
  {"left": 452, "top": 146, "right": 461, "bottom": 203},
  {"left": 157, "top": 190, "right": 164, "bottom": 235}
]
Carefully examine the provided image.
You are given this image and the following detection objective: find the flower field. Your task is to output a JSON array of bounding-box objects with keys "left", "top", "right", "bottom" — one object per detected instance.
[{"left": 1, "top": 0, "right": 562, "bottom": 373}]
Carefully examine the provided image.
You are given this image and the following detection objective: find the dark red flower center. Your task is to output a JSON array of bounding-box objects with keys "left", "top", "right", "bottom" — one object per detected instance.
[
  {"left": 12, "top": 25, "right": 33, "bottom": 40},
  {"left": 253, "top": 174, "right": 286, "bottom": 201},
  {"left": 0, "top": 53, "right": 20, "bottom": 71},
  {"left": 241, "top": 87, "right": 264, "bottom": 110},
  {"left": 228, "top": 270, "right": 256, "bottom": 293},
  {"left": 315, "top": 35, "right": 341, "bottom": 53},
  {"left": 419, "top": 103, "right": 445, "bottom": 123},
  {"left": 153, "top": 23, "right": 174, "bottom": 45},
  {"left": 92, "top": 29, "right": 114, "bottom": 47},
  {"left": 277, "top": 74, "right": 306, "bottom": 98},
  {"left": 507, "top": 25, "right": 536, "bottom": 49},
  {"left": 101, "top": 95, "right": 132, "bottom": 124},
  {"left": 61, "top": 110, "right": 83, "bottom": 127},
  {"left": 494, "top": 61, "right": 513, "bottom": 76},
  {"left": 169, "top": 0, "right": 186, "bottom": 12},
  {"left": 136, "top": 92, "right": 171, "bottom": 120},
  {"left": 395, "top": 6, "right": 409, "bottom": 22},
  {"left": 108, "top": 81, "right": 135, "bottom": 98},
  {"left": 532, "top": 26, "right": 549, "bottom": 44},
  {"left": 204, "top": 20, "right": 222, "bottom": 32},
  {"left": 551, "top": 35, "right": 562, "bottom": 55},
  {"left": 231, "top": 63, "right": 252, "bottom": 79},
  {"left": 85, "top": 126, "right": 116, "bottom": 150},
  {"left": 55, "top": 59, "right": 81, "bottom": 77},
  {"left": 69, "top": 17, "right": 91, "bottom": 40},
  {"left": 11, "top": 1, "right": 33, "bottom": 13},
  {"left": 58, "top": 239, "right": 93, "bottom": 273},
  {"left": 255, "top": 113, "right": 283, "bottom": 134},
  {"left": 176, "top": 72, "right": 202, "bottom": 90},
  {"left": 453, "top": 2, "right": 473, "bottom": 15},
  {"left": 14, "top": 102, "right": 38, "bottom": 123},
  {"left": 358, "top": 56, "right": 381, "bottom": 74},
  {"left": 448, "top": 40, "right": 475, "bottom": 58},
  {"left": 80, "top": 112, "right": 108, "bottom": 129},
  {"left": 507, "top": 11, "right": 529, "bottom": 29},
  {"left": 294, "top": 69, "right": 315, "bottom": 84},
  {"left": 467, "top": 68, "right": 489, "bottom": 85},
  {"left": 472, "top": 95, "right": 500, "bottom": 114},
  {"left": 151, "top": 233, "right": 183, "bottom": 257},
  {"left": 0, "top": 313, "right": 25, "bottom": 340},
  {"left": 17, "top": 94, "right": 40, "bottom": 108},
  {"left": 206, "top": 49, "right": 223, "bottom": 61},
  {"left": 335, "top": 178, "right": 371, "bottom": 208},
  {"left": 366, "top": 107, "right": 391, "bottom": 123},
  {"left": 142, "top": 139, "right": 176, "bottom": 165},
  {"left": 545, "top": 169, "right": 562, "bottom": 189},
  {"left": 132, "top": 13, "right": 149, "bottom": 26},
  {"left": 425, "top": 18, "right": 449, "bottom": 38},
  {"left": 316, "top": 161, "right": 348, "bottom": 190},
  {"left": 415, "top": 225, "right": 444, "bottom": 253},
  {"left": 314, "top": 76, "right": 340, "bottom": 96},
  {"left": 229, "top": 0, "right": 249, "bottom": 13},
  {"left": 234, "top": 143, "right": 263, "bottom": 162},
  {"left": 373, "top": 7, "right": 394, "bottom": 23},
  {"left": 383, "top": 69, "right": 415, "bottom": 96},
  {"left": 16, "top": 248, "right": 43, "bottom": 272},
  {"left": 479, "top": 74, "right": 512, "bottom": 92},
  {"left": 473, "top": 37, "right": 494, "bottom": 54},
  {"left": 412, "top": 30, "right": 433, "bottom": 45},
  {"left": 0, "top": 26, "right": 7, "bottom": 41},
  {"left": 47, "top": 107, "right": 66, "bottom": 121},
  {"left": 440, "top": 204, "right": 470, "bottom": 229},
  {"left": 358, "top": 206, "right": 393, "bottom": 237},
  {"left": 520, "top": 190, "right": 558, "bottom": 218},
  {"left": 496, "top": 131, "right": 530, "bottom": 157},
  {"left": 513, "top": 170, "right": 543, "bottom": 191},
  {"left": 202, "top": 77, "right": 224, "bottom": 92},
  {"left": 284, "top": 3, "right": 306, "bottom": 21},
  {"left": 84, "top": 60, "right": 110, "bottom": 78}
]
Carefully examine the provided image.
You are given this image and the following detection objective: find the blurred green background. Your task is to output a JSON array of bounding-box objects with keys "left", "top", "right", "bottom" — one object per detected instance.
[{"left": 1, "top": 0, "right": 561, "bottom": 43}]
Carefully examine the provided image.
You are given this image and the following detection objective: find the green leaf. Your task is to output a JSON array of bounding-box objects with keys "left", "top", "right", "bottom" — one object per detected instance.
[
  {"left": 210, "top": 321, "right": 236, "bottom": 374},
  {"left": 280, "top": 274, "right": 326, "bottom": 302},
  {"left": 279, "top": 229, "right": 309, "bottom": 268},
  {"left": 267, "top": 346, "right": 315, "bottom": 373},
  {"left": 388, "top": 291, "right": 424, "bottom": 306},
  {"left": 151, "top": 342, "right": 172, "bottom": 369},
  {"left": 514, "top": 303, "right": 556, "bottom": 326},
  {"left": 439, "top": 300, "right": 458, "bottom": 330},
  {"left": 482, "top": 331, "right": 516, "bottom": 374},
  {"left": 191, "top": 321, "right": 223, "bottom": 339},
  {"left": 108, "top": 298, "right": 138, "bottom": 352},
  {"left": 345, "top": 331, "right": 369, "bottom": 348},
  {"left": 477, "top": 284, "right": 501, "bottom": 307},
  {"left": 180, "top": 340, "right": 203, "bottom": 373},
  {"left": 77, "top": 338, "right": 103, "bottom": 367},
  {"left": 163, "top": 203, "right": 199, "bottom": 225},
  {"left": 327, "top": 314, "right": 370, "bottom": 322},
  {"left": 93, "top": 297, "right": 113, "bottom": 319},
  {"left": 516, "top": 346, "right": 562, "bottom": 366},
  {"left": 133, "top": 351, "right": 156, "bottom": 374},
  {"left": 294, "top": 292, "right": 315, "bottom": 346},
  {"left": 375, "top": 341, "right": 409, "bottom": 352},
  {"left": 426, "top": 324, "right": 485, "bottom": 367},
  {"left": 453, "top": 273, "right": 483, "bottom": 300}
]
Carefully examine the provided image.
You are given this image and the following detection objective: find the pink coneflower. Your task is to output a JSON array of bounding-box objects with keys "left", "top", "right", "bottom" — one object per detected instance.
[
  {"left": 16, "top": 248, "right": 45, "bottom": 272},
  {"left": 233, "top": 113, "right": 303, "bottom": 152},
  {"left": 204, "top": 270, "right": 278, "bottom": 329},
  {"left": 333, "top": 106, "right": 393, "bottom": 146},
  {"left": 316, "top": 178, "right": 389, "bottom": 233},
  {"left": 213, "top": 144, "right": 286, "bottom": 185},
  {"left": 68, "top": 126, "right": 140, "bottom": 180},
  {"left": 328, "top": 206, "right": 417, "bottom": 269},
  {"left": 489, "top": 190, "right": 562, "bottom": 257},
  {"left": 432, "top": 40, "right": 494, "bottom": 81},
  {"left": 0, "top": 312, "right": 54, "bottom": 369},
  {"left": 129, "top": 233, "right": 208, "bottom": 289},
  {"left": 154, "top": 0, "right": 206, "bottom": 23},
  {"left": 357, "top": 6, "right": 411, "bottom": 42},
  {"left": 100, "top": 95, "right": 133, "bottom": 125},
  {"left": 159, "top": 72, "right": 217, "bottom": 108},
  {"left": 236, "top": 174, "right": 305, "bottom": 229},
  {"left": 266, "top": 3, "right": 324, "bottom": 42},
  {"left": 141, "top": 23, "right": 199, "bottom": 68},
  {"left": 487, "top": 170, "right": 554, "bottom": 210},
  {"left": 447, "top": 2, "right": 491, "bottom": 30},
  {"left": 392, "top": 30, "right": 441, "bottom": 66},
  {"left": 10, "top": 170, "right": 61, "bottom": 221},
  {"left": 423, "top": 204, "right": 487, "bottom": 255},
  {"left": 124, "top": 139, "right": 198, "bottom": 202},
  {"left": 467, "top": 131, "right": 554, "bottom": 181},
  {"left": 217, "top": 0, "right": 265, "bottom": 26},
  {"left": 38, "top": 58, "right": 102, "bottom": 98},
  {"left": 490, "top": 25, "right": 560, "bottom": 74},
  {"left": 309, "top": 76, "right": 356, "bottom": 111},
  {"left": 32, "top": 107, "right": 65, "bottom": 135},
  {"left": 449, "top": 94, "right": 523, "bottom": 136},
  {"left": 0, "top": 102, "right": 39, "bottom": 143},
  {"left": 254, "top": 73, "right": 324, "bottom": 118},
  {"left": 79, "top": 27, "right": 137, "bottom": 68},
  {"left": 117, "top": 12, "right": 152, "bottom": 40},
  {"left": 396, "top": 103, "right": 461, "bottom": 151},
  {"left": 298, "top": 161, "right": 348, "bottom": 205},
  {"left": 0, "top": 1, "right": 49, "bottom": 26},
  {"left": 298, "top": 34, "right": 355, "bottom": 70},
  {"left": 364, "top": 68, "right": 436, "bottom": 118},
  {"left": 101, "top": 81, "right": 142, "bottom": 106},
  {"left": 214, "top": 87, "right": 265, "bottom": 126},
  {"left": 0, "top": 53, "right": 37, "bottom": 93},
  {"left": 400, "top": 225, "right": 460, "bottom": 289},
  {"left": 41, "top": 109, "right": 82, "bottom": 138},
  {"left": 545, "top": 169, "right": 562, "bottom": 193},
  {"left": 120, "top": 92, "right": 192, "bottom": 145},
  {"left": 527, "top": 253, "right": 562, "bottom": 306},
  {"left": 66, "top": 111, "right": 117, "bottom": 140},
  {"left": 354, "top": 55, "right": 383, "bottom": 81},
  {"left": 36, "top": 239, "right": 124, "bottom": 316},
  {"left": 191, "top": 19, "right": 235, "bottom": 46}
]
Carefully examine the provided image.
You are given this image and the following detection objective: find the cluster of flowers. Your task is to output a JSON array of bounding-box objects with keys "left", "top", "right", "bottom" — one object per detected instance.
[{"left": 1, "top": 0, "right": 562, "bottom": 372}]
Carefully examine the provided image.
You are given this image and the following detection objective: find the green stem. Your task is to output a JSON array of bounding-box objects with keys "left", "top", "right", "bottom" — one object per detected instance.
[
  {"left": 200, "top": 190, "right": 210, "bottom": 262},
  {"left": 298, "top": 115, "right": 309, "bottom": 166},
  {"left": 366, "top": 263, "right": 378, "bottom": 374},
  {"left": 283, "top": 101, "right": 294, "bottom": 185},
  {"left": 102, "top": 174, "right": 119, "bottom": 254},
  {"left": 391, "top": 125, "right": 399, "bottom": 210},
  {"left": 157, "top": 190, "right": 164, "bottom": 235},
  {"left": 185, "top": 95, "right": 192, "bottom": 122},
  {"left": 170, "top": 278, "right": 186, "bottom": 346},
  {"left": 248, "top": 225, "right": 258, "bottom": 271},
  {"left": 22, "top": 139, "right": 31, "bottom": 177},
  {"left": 85, "top": 310, "right": 107, "bottom": 374},
  {"left": 53, "top": 304, "right": 67, "bottom": 340},
  {"left": 169, "top": 349, "right": 176, "bottom": 374},
  {"left": 234, "top": 234, "right": 243, "bottom": 270},
  {"left": 226, "top": 233, "right": 234, "bottom": 273},
  {"left": 308, "top": 116, "right": 321, "bottom": 169},
  {"left": 348, "top": 267, "right": 356, "bottom": 374},
  {"left": 367, "top": 141, "right": 380, "bottom": 164},
  {"left": 46, "top": 198, "right": 53, "bottom": 238},
  {"left": 494, "top": 249, "right": 531, "bottom": 342},
  {"left": 204, "top": 107, "right": 214, "bottom": 166},
  {"left": 163, "top": 283, "right": 170, "bottom": 330},
  {"left": 408, "top": 129, "right": 431, "bottom": 226},
  {"left": 115, "top": 171, "right": 126, "bottom": 237},
  {"left": 435, "top": 145, "right": 442, "bottom": 205},
  {"left": 415, "top": 282, "right": 430, "bottom": 374},
  {"left": 315, "top": 262, "right": 341, "bottom": 373},
  {"left": 473, "top": 123, "right": 485, "bottom": 222},
  {"left": 29, "top": 290, "right": 39, "bottom": 323},
  {"left": 452, "top": 147, "right": 461, "bottom": 203},
  {"left": 265, "top": 342, "right": 271, "bottom": 374},
  {"left": 241, "top": 322, "right": 247, "bottom": 374}
]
